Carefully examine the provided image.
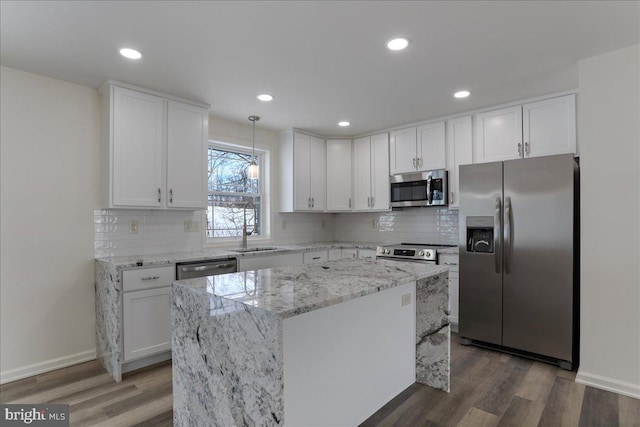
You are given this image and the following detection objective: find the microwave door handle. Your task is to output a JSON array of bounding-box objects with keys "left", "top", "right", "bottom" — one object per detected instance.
[{"left": 426, "top": 176, "right": 432, "bottom": 204}]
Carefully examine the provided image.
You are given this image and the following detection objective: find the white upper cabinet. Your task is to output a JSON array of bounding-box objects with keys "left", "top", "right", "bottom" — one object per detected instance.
[
  {"left": 390, "top": 122, "right": 445, "bottom": 174},
  {"left": 326, "top": 139, "right": 353, "bottom": 211},
  {"left": 111, "top": 86, "right": 165, "bottom": 207},
  {"left": 281, "top": 131, "right": 326, "bottom": 212},
  {"left": 166, "top": 100, "right": 208, "bottom": 209},
  {"left": 474, "top": 94, "right": 576, "bottom": 163},
  {"left": 389, "top": 127, "right": 417, "bottom": 175},
  {"left": 474, "top": 106, "right": 523, "bottom": 163},
  {"left": 417, "top": 121, "right": 446, "bottom": 170},
  {"left": 101, "top": 82, "right": 209, "bottom": 210},
  {"left": 446, "top": 116, "right": 473, "bottom": 209},
  {"left": 522, "top": 94, "right": 576, "bottom": 158},
  {"left": 354, "top": 133, "right": 390, "bottom": 211}
]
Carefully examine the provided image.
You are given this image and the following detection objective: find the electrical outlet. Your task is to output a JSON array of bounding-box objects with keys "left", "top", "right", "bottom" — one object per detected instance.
[
  {"left": 401, "top": 293, "right": 412, "bottom": 306},
  {"left": 184, "top": 220, "right": 200, "bottom": 232},
  {"left": 129, "top": 220, "right": 138, "bottom": 234},
  {"left": 372, "top": 219, "right": 378, "bottom": 229}
]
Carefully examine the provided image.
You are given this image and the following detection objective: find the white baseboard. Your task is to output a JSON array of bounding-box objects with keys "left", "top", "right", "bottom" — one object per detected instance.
[
  {"left": 575, "top": 370, "right": 640, "bottom": 399},
  {"left": 0, "top": 350, "right": 97, "bottom": 385}
]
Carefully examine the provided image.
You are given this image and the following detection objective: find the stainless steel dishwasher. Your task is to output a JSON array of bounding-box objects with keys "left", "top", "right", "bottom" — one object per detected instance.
[{"left": 176, "top": 258, "right": 237, "bottom": 279}]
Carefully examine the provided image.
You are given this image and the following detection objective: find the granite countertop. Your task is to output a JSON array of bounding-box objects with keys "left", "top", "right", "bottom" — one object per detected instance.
[
  {"left": 172, "top": 258, "right": 448, "bottom": 319},
  {"left": 95, "top": 241, "right": 383, "bottom": 269}
]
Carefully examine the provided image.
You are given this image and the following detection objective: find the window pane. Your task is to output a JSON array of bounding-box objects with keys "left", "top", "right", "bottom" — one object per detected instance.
[
  {"left": 208, "top": 148, "right": 259, "bottom": 194},
  {"left": 206, "top": 195, "right": 261, "bottom": 238}
]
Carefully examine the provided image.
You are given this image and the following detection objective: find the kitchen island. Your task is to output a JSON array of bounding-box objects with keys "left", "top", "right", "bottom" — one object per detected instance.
[{"left": 171, "top": 259, "right": 450, "bottom": 426}]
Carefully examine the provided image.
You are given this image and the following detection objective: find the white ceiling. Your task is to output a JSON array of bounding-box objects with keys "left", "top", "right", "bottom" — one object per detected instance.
[{"left": 1, "top": 1, "right": 638, "bottom": 136}]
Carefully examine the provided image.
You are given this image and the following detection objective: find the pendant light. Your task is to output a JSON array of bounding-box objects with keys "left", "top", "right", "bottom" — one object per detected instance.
[{"left": 248, "top": 115, "right": 260, "bottom": 179}]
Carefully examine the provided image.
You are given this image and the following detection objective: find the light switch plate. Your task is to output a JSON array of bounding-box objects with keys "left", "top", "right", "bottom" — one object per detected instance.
[
  {"left": 129, "top": 220, "right": 138, "bottom": 234},
  {"left": 184, "top": 220, "right": 200, "bottom": 232}
]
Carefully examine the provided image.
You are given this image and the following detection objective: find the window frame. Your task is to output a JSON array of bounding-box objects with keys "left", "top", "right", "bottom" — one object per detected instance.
[{"left": 203, "top": 140, "right": 271, "bottom": 246}]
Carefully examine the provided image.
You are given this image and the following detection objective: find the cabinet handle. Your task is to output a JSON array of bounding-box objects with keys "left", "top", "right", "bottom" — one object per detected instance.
[
  {"left": 157, "top": 188, "right": 161, "bottom": 203},
  {"left": 312, "top": 257, "right": 321, "bottom": 260},
  {"left": 450, "top": 192, "right": 454, "bottom": 204},
  {"left": 517, "top": 143, "right": 522, "bottom": 157},
  {"left": 371, "top": 197, "right": 375, "bottom": 207},
  {"left": 524, "top": 142, "right": 530, "bottom": 156},
  {"left": 348, "top": 198, "right": 351, "bottom": 209},
  {"left": 141, "top": 276, "right": 160, "bottom": 281},
  {"left": 412, "top": 158, "right": 416, "bottom": 169},
  {"left": 169, "top": 188, "right": 173, "bottom": 203},
  {"left": 417, "top": 157, "right": 422, "bottom": 168},
  {"left": 312, "top": 197, "right": 315, "bottom": 208},
  {"left": 367, "top": 196, "right": 371, "bottom": 207},
  {"left": 443, "top": 262, "right": 458, "bottom": 266},
  {"left": 308, "top": 197, "right": 311, "bottom": 208}
]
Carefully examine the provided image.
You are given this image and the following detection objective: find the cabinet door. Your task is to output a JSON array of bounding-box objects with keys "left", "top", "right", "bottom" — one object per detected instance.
[
  {"left": 353, "top": 136, "right": 372, "bottom": 211},
  {"left": 237, "top": 253, "right": 304, "bottom": 271},
  {"left": 341, "top": 248, "right": 358, "bottom": 259},
  {"left": 417, "top": 121, "right": 446, "bottom": 171},
  {"left": 167, "top": 101, "right": 208, "bottom": 209},
  {"left": 309, "top": 136, "right": 326, "bottom": 211},
  {"left": 446, "top": 116, "right": 473, "bottom": 208},
  {"left": 303, "top": 250, "right": 328, "bottom": 264},
  {"left": 293, "top": 133, "right": 311, "bottom": 210},
  {"left": 474, "top": 106, "right": 523, "bottom": 163},
  {"left": 123, "top": 287, "right": 171, "bottom": 362},
  {"left": 326, "top": 139, "right": 352, "bottom": 211},
  {"left": 523, "top": 94, "right": 576, "bottom": 158},
  {"left": 112, "top": 87, "right": 165, "bottom": 207},
  {"left": 370, "top": 133, "right": 390, "bottom": 210},
  {"left": 389, "top": 127, "right": 417, "bottom": 175}
]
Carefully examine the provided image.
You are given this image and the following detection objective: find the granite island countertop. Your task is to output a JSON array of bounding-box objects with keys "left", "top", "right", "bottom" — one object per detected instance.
[
  {"left": 172, "top": 258, "right": 449, "bottom": 318},
  {"left": 171, "top": 258, "right": 451, "bottom": 426}
]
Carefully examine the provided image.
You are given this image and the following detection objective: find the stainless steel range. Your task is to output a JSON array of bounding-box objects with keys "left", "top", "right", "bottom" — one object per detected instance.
[{"left": 376, "top": 243, "right": 456, "bottom": 264}]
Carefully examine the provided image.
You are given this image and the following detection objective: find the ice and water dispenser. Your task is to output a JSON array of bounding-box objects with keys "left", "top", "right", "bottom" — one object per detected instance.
[{"left": 466, "top": 217, "right": 495, "bottom": 253}]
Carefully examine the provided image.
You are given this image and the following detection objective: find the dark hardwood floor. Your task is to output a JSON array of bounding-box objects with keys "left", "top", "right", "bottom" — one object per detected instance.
[{"left": 1, "top": 334, "right": 638, "bottom": 426}]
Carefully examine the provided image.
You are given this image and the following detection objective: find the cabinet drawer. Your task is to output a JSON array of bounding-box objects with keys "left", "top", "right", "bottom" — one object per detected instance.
[
  {"left": 438, "top": 254, "right": 459, "bottom": 272},
  {"left": 304, "top": 250, "right": 328, "bottom": 264},
  {"left": 122, "top": 265, "right": 175, "bottom": 292},
  {"left": 358, "top": 249, "right": 376, "bottom": 260}
]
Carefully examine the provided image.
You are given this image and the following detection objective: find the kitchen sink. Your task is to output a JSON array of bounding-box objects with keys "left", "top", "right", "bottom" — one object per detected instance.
[{"left": 230, "top": 247, "right": 280, "bottom": 253}]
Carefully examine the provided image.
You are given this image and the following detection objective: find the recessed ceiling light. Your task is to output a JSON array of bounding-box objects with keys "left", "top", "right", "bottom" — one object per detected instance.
[
  {"left": 257, "top": 94, "right": 274, "bottom": 102},
  {"left": 454, "top": 90, "right": 471, "bottom": 98},
  {"left": 338, "top": 121, "right": 351, "bottom": 127},
  {"left": 386, "top": 38, "right": 409, "bottom": 51},
  {"left": 119, "top": 48, "right": 142, "bottom": 60}
]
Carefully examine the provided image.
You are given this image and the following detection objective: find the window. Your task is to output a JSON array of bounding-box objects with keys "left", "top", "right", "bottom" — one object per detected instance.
[{"left": 206, "top": 143, "right": 266, "bottom": 241}]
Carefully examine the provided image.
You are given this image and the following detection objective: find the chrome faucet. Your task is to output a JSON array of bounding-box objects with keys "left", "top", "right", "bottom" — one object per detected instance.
[{"left": 242, "top": 201, "right": 256, "bottom": 249}]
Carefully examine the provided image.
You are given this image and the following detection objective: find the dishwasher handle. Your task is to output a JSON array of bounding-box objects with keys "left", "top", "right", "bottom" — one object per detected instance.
[{"left": 179, "top": 263, "right": 234, "bottom": 273}]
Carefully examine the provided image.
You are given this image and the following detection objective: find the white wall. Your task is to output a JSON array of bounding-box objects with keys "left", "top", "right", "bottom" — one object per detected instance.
[
  {"left": 576, "top": 45, "right": 640, "bottom": 399},
  {"left": 0, "top": 66, "right": 101, "bottom": 382}
]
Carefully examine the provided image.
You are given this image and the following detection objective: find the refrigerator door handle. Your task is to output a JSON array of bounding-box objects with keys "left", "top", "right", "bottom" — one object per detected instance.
[
  {"left": 504, "top": 196, "right": 512, "bottom": 273},
  {"left": 495, "top": 197, "right": 502, "bottom": 274}
]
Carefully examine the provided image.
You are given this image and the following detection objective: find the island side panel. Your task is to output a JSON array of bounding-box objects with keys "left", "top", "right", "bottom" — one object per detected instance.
[
  {"left": 172, "top": 284, "right": 284, "bottom": 427},
  {"left": 416, "top": 271, "right": 450, "bottom": 392},
  {"left": 94, "top": 260, "right": 122, "bottom": 382}
]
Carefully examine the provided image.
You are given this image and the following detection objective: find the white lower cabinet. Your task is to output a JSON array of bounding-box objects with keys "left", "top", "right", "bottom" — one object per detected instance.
[
  {"left": 358, "top": 249, "right": 376, "bottom": 260},
  {"left": 122, "top": 265, "right": 174, "bottom": 363},
  {"left": 303, "top": 250, "right": 329, "bottom": 264},
  {"left": 237, "top": 253, "right": 304, "bottom": 271},
  {"left": 438, "top": 254, "right": 459, "bottom": 326}
]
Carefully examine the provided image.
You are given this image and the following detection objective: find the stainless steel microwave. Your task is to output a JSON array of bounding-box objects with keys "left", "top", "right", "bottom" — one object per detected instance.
[{"left": 390, "top": 170, "right": 448, "bottom": 207}]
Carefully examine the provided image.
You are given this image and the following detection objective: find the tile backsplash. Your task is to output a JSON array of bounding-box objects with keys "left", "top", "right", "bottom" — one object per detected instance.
[
  {"left": 94, "top": 209, "right": 203, "bottom": 258},
  {"left": 94, "top": 208, "right": 458, "bottom": 258},
  {"left": 333, "top": 208, "right": 459, "bottom": 245}
]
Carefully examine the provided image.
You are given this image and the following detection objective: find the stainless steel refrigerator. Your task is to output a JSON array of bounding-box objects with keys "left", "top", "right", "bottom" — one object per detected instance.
[{"left": 458, "top": 153, "right": 578, "bottom": 370}]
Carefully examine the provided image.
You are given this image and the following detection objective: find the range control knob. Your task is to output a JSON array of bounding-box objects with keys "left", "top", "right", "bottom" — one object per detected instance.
[
  {"left": 418, "top": 251, "right": 424, "bottom": 256},
  {"left": 384, "top": 249, "right": 390, "bottom": 254},
  {"left": 426, "top": 250, "right": 433, "bottom": 258}
]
